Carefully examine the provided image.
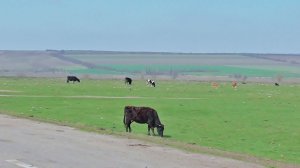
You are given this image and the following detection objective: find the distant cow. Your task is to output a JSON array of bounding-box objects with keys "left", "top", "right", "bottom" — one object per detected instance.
[
  {"left": 232, "top": 81, "right": 237, "bottom": 88},
  {"left": 211, "top": 82, "right": 219, "bottom": 89},
  {"left": 123, "top": 106, "right": 164, "bottom": 137},
  {"left": 125, "top": 77, "right": 132, "bottom": 85},
  {"left": 147, "top": 79, "right": 156, "bottom": 87},
  {"left": 67, "top": 76, "right": 80, "bottom": 83},
  {"left": 275, "top": 83, "right": 280, "bottom": 86}
]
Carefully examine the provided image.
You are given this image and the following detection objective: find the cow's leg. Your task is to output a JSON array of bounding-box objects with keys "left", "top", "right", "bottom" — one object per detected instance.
[
  {"left": 147, "top": 125, "right": 155, "bottom": 136},
  {"left": 128, "top": 123, "right": 131, "bottom": 132},
  {"left": 147, "top": 118, "right": 156, "bottom": 136},
  {"left": 147, "top": 117, "right": 155, "bottom": 135},
  {"left": 125, "top": 124, "right": 131, "bottom": 132},
  {"left": 125, "top": 122, "right": 132, "bottom": 133},
  {"left": 151, "top": 127, "right": 155, "bottom": 136},
  {"left": 147, "top": 125, "right": 151, "bottom": 135},
  {"left": 125, "top": 124, "right": 129, "bottom": 132}
]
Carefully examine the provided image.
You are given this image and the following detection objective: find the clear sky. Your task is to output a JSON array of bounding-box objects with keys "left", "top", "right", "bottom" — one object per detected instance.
[{"left": 0, "top": 0, "right": 299, "bottom": 53}]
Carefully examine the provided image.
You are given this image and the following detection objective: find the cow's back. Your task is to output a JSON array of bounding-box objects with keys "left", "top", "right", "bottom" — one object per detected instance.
[
  {"left": 68, "top": 76, "right": 80, "bottom": 81},
  {"left": 124, "top": 106, "right": 161, "bottom": 124},
  {"left": 125, "top": 77, "right": 132, "bottom": 84},
  {"left": 136, "top": 107, "right": 155, "bottom": 123}
]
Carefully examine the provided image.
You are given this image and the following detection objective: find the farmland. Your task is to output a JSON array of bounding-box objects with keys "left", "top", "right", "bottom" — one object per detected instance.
[
  {"left": 0, "top": 51, "right": 299, "bottom": 166},
  {"left": 1, "top": 51, "right": 300, "bottom": 82},
  {"left": 0, "top": 77, "right": 299, "bottom": 165}
]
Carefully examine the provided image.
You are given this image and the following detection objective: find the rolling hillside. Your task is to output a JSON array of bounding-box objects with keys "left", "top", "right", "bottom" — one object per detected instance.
[{"left": 1, "top": 50, "right": 300, "bottom": 82}]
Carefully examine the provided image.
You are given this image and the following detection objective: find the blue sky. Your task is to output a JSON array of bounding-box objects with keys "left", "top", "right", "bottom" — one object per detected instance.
[{"left": 0, "top": 0, "right": 299, "bottom": 53}]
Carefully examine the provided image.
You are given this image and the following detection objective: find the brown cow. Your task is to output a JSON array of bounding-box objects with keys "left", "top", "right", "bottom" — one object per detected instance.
[
  {"left": 232, "top": 81, "right": 238, "bottom": 88},
  {"left": 123, "top": 106, "right": 164, "bottom": 137},
  {"left": 211, "top": 82, "right": 219, "bottom": 89}
]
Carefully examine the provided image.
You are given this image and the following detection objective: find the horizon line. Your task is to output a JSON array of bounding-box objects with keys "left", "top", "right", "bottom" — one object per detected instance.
[{"left": 0, "top": 49, "right": 299, "bottom": 55}]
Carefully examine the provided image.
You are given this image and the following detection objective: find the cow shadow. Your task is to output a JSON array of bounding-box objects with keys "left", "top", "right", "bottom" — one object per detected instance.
[
  {"left": 148, "top": 134, "right": 171, "bottom": 138},
  {"left": 156, "top": 135, "right": 172, "bottom": 138},
  {"left": 162, "top": 135, "right": 171, "bottom": 138}
]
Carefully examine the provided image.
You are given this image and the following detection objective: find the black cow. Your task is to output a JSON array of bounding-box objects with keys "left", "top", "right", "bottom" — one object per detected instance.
[
  {"left": 123, "top": 106, "right": 164, "bottom": 137},
  {"left": 147, "top": 79, "right": 156, "bottom": 87},
  {"left": 125, "top": 77, "right": 132, "bottom": 85},
  {"left": 67, "top": 76, "right": 80, "bottom": 83},
  {"left": 275, "top": 83, "right": 280, "bottom": 86}
]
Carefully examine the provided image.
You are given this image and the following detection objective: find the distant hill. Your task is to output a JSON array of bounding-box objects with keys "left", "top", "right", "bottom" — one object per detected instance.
[{"left": 1, "top": 50, "right": 300, "bottom": 83}]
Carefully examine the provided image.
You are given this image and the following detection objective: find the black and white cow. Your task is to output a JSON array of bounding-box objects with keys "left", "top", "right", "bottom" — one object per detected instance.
[
  {"left": 147, "top": 79, "right": 156, "bottom": 87},
  {"left": 67, "top": 76, "right": 80, "bottom": 83}
]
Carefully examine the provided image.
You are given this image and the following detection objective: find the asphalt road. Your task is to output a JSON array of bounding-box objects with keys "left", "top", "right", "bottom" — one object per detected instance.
[{"left": 0, "top": 114, "right": 265, "bottom": 168}]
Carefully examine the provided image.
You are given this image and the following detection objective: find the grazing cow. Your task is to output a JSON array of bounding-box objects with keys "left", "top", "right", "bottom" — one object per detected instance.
[
  {"left": 67, "top": 76, "right": 80, "bottom": 83},
  {"left": 123, "top": 106, "right": 164, "bottom": 137},
  {"left": 147, "top": 79, "right": 156, "bottom": 87},
  {"left": 275, "top": 83, "right": 280, "bottom": 86},
  {"left": 125, "top": 77, "right": 132, "bottom": 85},
  {"left": 211, "top": 82, "right": 219, "bottom": 89},
  {"left": 232, "top": 81, "right": 238, "bottom": 88}
]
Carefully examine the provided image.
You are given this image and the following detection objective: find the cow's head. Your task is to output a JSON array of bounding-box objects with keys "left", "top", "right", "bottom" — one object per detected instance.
[{"left": 156, "top": 124, "right": 164, "bottom": 137}]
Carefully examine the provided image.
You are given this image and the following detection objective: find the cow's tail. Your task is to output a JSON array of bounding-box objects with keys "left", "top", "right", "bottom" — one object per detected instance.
[{"left": 123, "top": 111, "right": 126, "bottom": 127}]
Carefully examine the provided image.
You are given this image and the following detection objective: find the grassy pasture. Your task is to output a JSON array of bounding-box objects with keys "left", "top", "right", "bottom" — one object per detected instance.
[
  {"left": 69, "top": 64, "right": 300, "bottom": 77},
  {"left": 0, "top": 77, "right": 299, "bottom": 164}
]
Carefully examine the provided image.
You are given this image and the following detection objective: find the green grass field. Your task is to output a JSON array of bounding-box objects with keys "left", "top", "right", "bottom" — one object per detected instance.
[
  {"left": 64, "top": 53, "right": 300, "bottom": 78},
  {"left": 0, "top": 77, "right": 299, "bottom": 165},
  {"left": 68, "top": 64, "right": 300, "bottom": 78}
]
